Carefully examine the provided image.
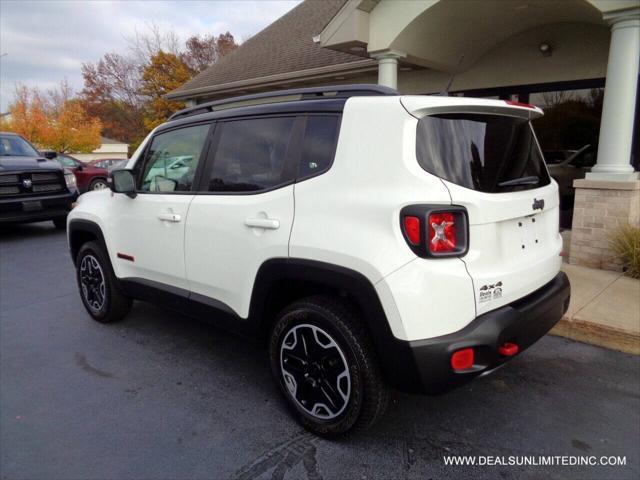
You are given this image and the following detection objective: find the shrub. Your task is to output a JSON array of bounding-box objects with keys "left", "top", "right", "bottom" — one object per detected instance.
[{"left": 609, "top": 224, "right": 640, "bottom": 278}]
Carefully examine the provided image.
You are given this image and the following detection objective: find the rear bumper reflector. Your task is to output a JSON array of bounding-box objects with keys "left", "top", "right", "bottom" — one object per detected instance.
[{"left": 498, "top": 342, "right": 519, "bottom": 357}]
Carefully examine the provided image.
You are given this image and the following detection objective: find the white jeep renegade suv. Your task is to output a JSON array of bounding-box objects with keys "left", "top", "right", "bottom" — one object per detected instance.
[{"left": 67, "top": 85, "right": 570, "bottom": 436}]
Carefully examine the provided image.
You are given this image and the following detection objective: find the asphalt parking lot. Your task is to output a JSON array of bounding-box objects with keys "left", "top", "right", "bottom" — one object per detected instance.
[{"left": 1, "top": 222, "right": 639, "bottom": 480}]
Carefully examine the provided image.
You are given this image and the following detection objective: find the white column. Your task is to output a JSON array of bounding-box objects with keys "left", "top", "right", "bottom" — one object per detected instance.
[
  {"left": 371, "top": 50, "right": 405, "bottom": 90},
  {"left": 587, "top": 9, "right": 640, "bottom": 181}
]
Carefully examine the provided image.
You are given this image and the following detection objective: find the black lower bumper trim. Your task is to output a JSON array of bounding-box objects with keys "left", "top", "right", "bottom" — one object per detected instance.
[
  {"left": 0, "top": 192, "right": 76, "bottom": 224},
  {"left": 385, "top": 272, "right": 571, "bottom": 394}
]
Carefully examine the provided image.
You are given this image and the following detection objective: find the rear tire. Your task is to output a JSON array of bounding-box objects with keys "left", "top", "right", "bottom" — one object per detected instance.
[
  {"left": 269, "top": 295, "right": 388, "bottom": 437},
  {"left": 76, "top": 241, "right": 132, "bottom": 323}
]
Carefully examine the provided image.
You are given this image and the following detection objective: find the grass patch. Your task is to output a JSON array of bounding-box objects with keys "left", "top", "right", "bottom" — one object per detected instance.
[{"left": 609, "top": 224, "right": 640, "bottom": 278}]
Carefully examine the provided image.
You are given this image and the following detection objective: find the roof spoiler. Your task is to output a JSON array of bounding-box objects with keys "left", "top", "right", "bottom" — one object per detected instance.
[
  {"left": 400, "top": 96, "right": 544, "bottom": 120},
  {"left": 169, "top": 84, "right": 398, "bottom": 121}
]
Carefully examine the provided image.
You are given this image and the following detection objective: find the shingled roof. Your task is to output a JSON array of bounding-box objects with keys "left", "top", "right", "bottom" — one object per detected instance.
[{"left": 167, "top": 0, "right": 376, "bottom": 100}]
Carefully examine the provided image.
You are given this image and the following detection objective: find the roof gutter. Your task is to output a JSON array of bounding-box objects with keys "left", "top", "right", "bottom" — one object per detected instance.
[{"left": 165, "top": 59, "right": 378, "bottom": 101}]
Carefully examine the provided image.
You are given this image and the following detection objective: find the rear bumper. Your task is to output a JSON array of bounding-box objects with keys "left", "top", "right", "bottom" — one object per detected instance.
[
  {"left": 384, "top": 272, "right": 570, "bottom": 394},
  {"left": 0, "top": 191, "right": 77, "bottom": 224}
]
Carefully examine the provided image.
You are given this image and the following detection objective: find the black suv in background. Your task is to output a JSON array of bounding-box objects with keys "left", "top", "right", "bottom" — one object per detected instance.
[{"left": 0, "top": 132, "right": 78, "bottom": 228}]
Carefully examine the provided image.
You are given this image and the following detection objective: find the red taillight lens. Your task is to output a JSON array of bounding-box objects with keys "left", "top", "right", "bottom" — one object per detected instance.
[
  {"left": 400, "top": 206, "right": 468, "bottom": 258},
  {"left": 451, "top": 348, "right": 474, "bottom": 371},
  {"left": 428, "top": 212, "right": 456, "bottom": 253},
  {"left": 403, "top": 216, "right": 421, "bottom": 245}
]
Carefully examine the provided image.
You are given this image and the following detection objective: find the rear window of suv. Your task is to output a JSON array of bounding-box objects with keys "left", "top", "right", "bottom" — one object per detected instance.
[{"left": 416, "top": 113, "right": 550, "bottom": 193}]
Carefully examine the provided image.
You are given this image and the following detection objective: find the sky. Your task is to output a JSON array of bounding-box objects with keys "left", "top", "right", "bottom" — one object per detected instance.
[{"left": 0, "top": 0, "right": 302, "bottom": 111}]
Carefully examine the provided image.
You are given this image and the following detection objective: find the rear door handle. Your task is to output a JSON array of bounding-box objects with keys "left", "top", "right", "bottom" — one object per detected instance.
[
  {"left": 245, "top": 218, "right": 280, "bottom": 230},
  {"left": 158, "top": 212, "right": 182, "bottom": 222}
]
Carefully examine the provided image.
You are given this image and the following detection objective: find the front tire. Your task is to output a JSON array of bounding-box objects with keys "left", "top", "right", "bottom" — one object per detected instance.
[
  {"left": 76, "top": 241, "right": 132, "bottom": 323},
  {"left": 269, "top": 296, "right": 388, "bottom": 437}
]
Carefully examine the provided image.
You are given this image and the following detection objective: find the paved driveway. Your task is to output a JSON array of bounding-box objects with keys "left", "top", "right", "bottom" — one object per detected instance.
[{"left": 1, "top": 222, "right": 639, "bottom": 480}]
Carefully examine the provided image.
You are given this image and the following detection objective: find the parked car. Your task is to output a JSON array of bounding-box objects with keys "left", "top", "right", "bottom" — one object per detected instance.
[
  {"left": 89, "top": 158, "right": 128, "bottom": 170},
  {"left": 544, "top": 145, "right": 594, "bottom": 228},
  {"left": 53, "top": 153, "right": 109, "bottom": 192},
  {"left": 67, "top": 85, "right": 570, "bottom": 436},
  {"left": 0, "top": 132, "right": 77, "bottom": 228}
]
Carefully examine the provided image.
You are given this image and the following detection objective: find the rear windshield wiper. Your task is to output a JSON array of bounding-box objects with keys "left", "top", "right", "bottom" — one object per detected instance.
[{"left": 498, "top": 176, "right": 539, "bottom": 187}]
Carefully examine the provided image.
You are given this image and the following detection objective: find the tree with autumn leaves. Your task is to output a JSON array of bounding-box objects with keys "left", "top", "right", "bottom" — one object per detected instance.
[
  {"left": 140, "top": 51, "right": 192, "bottom": 131},
  {"left": 2, "top": 27, "right": 238, "bottom": 153},
  {"left": 2, "top": 83, "right": 102, "bottom": 153},
  {"left": 80, "top": 28, "right": 238, "bottom": 149}
]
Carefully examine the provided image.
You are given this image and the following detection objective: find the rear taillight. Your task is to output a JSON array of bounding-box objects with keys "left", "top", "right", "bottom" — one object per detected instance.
[
  {"left": 403, "top": 216, "right": 421, "bottom": 245},
  {"left": 400, "top": 205, "right": 469, "bottom": 258},
  {"left": 428, "top": 212, "right": 456, "bottom": 253}
]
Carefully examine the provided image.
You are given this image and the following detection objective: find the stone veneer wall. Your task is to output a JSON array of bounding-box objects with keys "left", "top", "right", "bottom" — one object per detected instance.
[{"left": 569, "top": 180, "right": 640, "bottom": 271}]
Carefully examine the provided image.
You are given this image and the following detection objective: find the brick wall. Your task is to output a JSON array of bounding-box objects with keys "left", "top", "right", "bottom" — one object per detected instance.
[{"left": 569, "top": 180, "right": 640, "bottom": 271}]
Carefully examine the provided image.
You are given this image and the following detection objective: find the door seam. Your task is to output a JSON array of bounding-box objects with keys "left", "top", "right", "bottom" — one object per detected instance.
[
  {"left": 288, "top": 184, "right": 296, "bottom": 258},
  {"left": 183, "top": 193, "right": 198, "bottom": 295}
]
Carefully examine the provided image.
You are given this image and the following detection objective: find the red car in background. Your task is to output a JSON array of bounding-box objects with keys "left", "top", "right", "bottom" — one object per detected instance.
[
  {"left": 53, "top": 153, "right": 109, "bottom": 192},
  {"left": 88, "top": 158, "right": 128, "bottom": 170}
]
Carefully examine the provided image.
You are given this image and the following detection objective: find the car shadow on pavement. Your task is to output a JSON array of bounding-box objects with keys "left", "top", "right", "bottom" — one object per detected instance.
[
  {"left": 0, "top": 221, "right": 64, "bottom": 241},
  {"left": 113, "top": 298, "right": 634, "bottom": 453},
  {"left": 113, "top": 300, "right": 279, "bottom": 396}
]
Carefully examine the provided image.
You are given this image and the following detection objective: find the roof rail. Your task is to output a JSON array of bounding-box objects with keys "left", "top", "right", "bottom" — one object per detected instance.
[{"left": 168, "top": 84, "right": 398, "bottom": 121}]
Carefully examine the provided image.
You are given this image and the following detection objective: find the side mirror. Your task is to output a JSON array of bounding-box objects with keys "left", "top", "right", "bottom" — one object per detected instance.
[
  {"left": 109, "top": 169, "right": 137, "bottom": 198},
  {"left": 76, "top": 163, "right": 84, "bottom": 171},
  {"left": 43, "top": 151, "right": 57, "bottom": 160}
]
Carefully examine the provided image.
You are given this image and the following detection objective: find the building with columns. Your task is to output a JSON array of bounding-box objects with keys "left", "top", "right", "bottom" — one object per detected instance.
[{"left": 168, "top": 0, "right": 640, "bottom": 271}]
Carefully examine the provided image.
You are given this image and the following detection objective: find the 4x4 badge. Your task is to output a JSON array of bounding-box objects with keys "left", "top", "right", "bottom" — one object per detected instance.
[
  {"left": 479, "top": 281, "right": 503, "bottom": 303},
  {"left": 532, "top": 198, "right": 544, "bottom": 211}
]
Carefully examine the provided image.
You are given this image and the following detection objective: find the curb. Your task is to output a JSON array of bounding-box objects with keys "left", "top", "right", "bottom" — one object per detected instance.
[{"left": 550, "top": 317, "right": 640, "bottom": 355}]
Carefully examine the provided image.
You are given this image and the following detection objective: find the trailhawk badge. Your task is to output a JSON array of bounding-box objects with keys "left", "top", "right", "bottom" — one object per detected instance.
[{"left": 479, "top": 281, "right": 503, "bottom": 303}]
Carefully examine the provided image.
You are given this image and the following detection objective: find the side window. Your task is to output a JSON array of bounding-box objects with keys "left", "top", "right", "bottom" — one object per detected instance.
[
  {"left": 298, "top": 116, "right": 340, "bottom": 179},
  {"left": 57, "top": 155, "right": 79, "bottom": 168},
  {"left": 207, "top": 117, "right": 295, "bottom": 192},
  {"left": 139, "top": 124, "right": 210, "bottom": 193}
]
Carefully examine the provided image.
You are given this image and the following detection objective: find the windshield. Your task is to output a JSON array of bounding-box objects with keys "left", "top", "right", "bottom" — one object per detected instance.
[
  {"left": 416, "top": 113, "right": 550, "bottom": 193},
  {"left": 57, "top": 155, "right": 79, "bottom": 168},
  {"left": 0, "top": 134, "right": 41, "bottom": 157}
]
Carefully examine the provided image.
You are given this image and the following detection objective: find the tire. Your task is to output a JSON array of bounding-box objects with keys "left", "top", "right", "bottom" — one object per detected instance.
[
  {"left": 269, "top": 295, "right": 388, "bottom": 437},
  {"left": 89, "top": 178, "right": 108, "bottom": 191},
  {"left": 76, "top": 241, "right": 132, "bottom": 323},
  {"left": 52, "top": 218, "right": 67, "bottom": 229}
]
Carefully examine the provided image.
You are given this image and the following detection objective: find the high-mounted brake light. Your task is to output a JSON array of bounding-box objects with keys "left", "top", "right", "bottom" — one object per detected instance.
[
  {"left": 428, "top": 212, "right": 456, "bottom": 253},
  {"left": 505, "top": 100, "right": 536, "bottom": 109}
]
